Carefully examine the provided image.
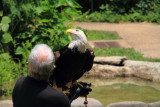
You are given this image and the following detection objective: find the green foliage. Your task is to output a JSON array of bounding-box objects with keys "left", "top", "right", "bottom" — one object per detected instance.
[
  {"left": 75, "top": 0, "right": 160, "bottom": 23},
  {"left": 1, "top": 0, "right": 80, "bottom": 56},
  {"left": 0, "top": 0, "right": 81, "bottom": 58},
  {"left": 2, "top": 33, "right": 12, "bottom": 43},
  {"left": 0, "top": 16, "right": 12, "bottom": 44},
  {"left": 0, "top": 53, "right": 27, "bottom": 95},
  {"left": 0, "top": 0, "right": 80, "bottom": 95}
]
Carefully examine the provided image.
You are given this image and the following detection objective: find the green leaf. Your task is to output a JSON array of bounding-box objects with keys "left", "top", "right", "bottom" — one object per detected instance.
[
  {"left": 0, "top": 23, "right": 2, "bottom": 30},
  {"left": 67, "top": 0, "right": 81, "bottom": 8},
  {"left": 31, "top": 35, "right": 39, "bottom": 42},
  {"left": 1, "top": 16, "right": 11, "bottom": 24},
  {"left": 36, "top": 7, "right": 43, "bottom": 14},
  {"left": 2, "top": 24, "right": 9, "bottom": 32},
  {"left": 54, "top": 0, "right": 68, "bottom": 7},
  {"left": 1, "top": 33, "right": 13, "bottom": 43},
  {"left": 16, "top": 33, "right": 28, "bottom": 39},
  {"left": 41, "top": 19, "right": 51, "bottom": 22},
  {"left": 0, "top": 11, "right": 3, "bottom": 16},
  {"left": 63, "top": 7, "right": 80, "bottom": 15},
  {"left": 0, "top": 53, "right": 11, "bottom": 60},
  {"left": 15, "top": 47, "right": 24, "bottom": 55}
]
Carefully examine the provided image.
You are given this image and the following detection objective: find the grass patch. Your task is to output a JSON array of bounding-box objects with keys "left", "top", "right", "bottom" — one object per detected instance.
[
  {"left": 85, "top": 30, "right": 121, "bottom": 41},
  {"left": 93, "top": 48, "right": 160, "bottom": 62}
]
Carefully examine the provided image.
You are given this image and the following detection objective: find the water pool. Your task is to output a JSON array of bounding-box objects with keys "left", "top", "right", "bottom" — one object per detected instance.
[{"left": 80, "top": 77, "right": 160, "bottom": 106}]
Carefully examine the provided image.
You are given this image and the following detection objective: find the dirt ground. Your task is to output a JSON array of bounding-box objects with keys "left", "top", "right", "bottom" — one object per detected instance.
[{"left": 71, "top": 22, "right": 160, "bottom": 58}]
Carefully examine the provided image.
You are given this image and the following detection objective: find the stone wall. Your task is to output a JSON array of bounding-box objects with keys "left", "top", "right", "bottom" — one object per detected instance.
[{"left": 85, "top": 56, "right": 160, "bottom": 82}]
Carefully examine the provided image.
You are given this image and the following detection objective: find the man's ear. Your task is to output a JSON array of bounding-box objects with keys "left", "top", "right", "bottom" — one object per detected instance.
[{"left": 53, "top": 51, "right": 60, "bottom": 61}]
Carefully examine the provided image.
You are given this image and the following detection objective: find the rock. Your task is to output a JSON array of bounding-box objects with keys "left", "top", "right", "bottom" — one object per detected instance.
[
  {"left": 124, "top": 60, "right": 160, "bottom": 82},
  {"left": 85, "top": 57, "right": 160, "bottom": 82},
  {"left": 148, "top": 101, "right": 160, "bottom": 107},
  {"left": 106, "top": 101, "right": 148, "bottom": 107},
  {"left": 106, "top": 101, "right": 160, "bottom": 107},
  {"left": 94, "top": 56, "right": 127, "bottom": 66},
  {"left": 85, "top": 64, "right": 133, "bottom": 78},
  {"left": 124, "top": 60, "right": 160, "bottom": 68},
  {"left": 0, "top": 100, "right": 13, "bottom": 107},
  {"left": 71, "top": 97, "right": 104, "bottom": 107}
]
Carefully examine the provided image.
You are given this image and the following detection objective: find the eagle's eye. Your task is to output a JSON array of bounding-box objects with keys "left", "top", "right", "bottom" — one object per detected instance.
[{"left": 75, "top": 29, "right": 79, "bottom": 31}]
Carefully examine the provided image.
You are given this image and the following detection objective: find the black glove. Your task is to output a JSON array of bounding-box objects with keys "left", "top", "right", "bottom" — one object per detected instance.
[{"left": 66, "top": 82, "right": 92, "bottom": 103}]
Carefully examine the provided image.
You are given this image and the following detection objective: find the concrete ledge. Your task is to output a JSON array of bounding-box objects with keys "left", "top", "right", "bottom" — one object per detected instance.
[
  {"left": 106, "top": 101, "right": 160, "bottom": 107},
  {"left": 0, "top": 100, "right": 13, "bottom": 107},
  {"left": 71, "top": 97, "right": 104, "bottom": 107},
  {"left": 0, "top": 98, "right": 104, "bottom": 107}
]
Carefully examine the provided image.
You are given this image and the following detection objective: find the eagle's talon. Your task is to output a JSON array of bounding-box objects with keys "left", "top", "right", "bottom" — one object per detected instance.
[
  {"left": 72, "top": 81, "right": 83, "bottom": 87},
  {"left": 63, "top": 90, "right": 70, "bottom": 94}
]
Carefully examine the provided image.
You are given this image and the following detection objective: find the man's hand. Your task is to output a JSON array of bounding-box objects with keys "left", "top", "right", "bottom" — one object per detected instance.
[{"left": 66, "top": 81, "right": 92, "bottom": 103}]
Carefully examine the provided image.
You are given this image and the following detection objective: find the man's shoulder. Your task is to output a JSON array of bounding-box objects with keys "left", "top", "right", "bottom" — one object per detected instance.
[
  {"left": 15, "top": 76, "right": 27, "bottom": 84},
  {"left": 45, "top": 87, "right": 68, "bottom": 99},
  {"left": 40, "top": 87, "right": 71, "bottom": 107},
  {"left": 17, "top": 76, "right": 26, "bottom": 81}
]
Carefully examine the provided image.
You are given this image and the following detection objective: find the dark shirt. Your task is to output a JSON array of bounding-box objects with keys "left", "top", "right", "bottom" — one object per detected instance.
[{"left": 12, "top": 76, "right": 71, "bottom": 107}]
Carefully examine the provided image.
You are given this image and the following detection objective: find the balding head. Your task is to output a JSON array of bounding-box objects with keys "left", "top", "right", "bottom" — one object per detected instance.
[{"left": 28, "top": 44, "right": 55, "bottom": 81}]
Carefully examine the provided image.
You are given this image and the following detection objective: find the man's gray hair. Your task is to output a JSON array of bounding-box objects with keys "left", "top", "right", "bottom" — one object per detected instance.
[{"left": 28, "top": 44, "right": 55, "bottom": 81}]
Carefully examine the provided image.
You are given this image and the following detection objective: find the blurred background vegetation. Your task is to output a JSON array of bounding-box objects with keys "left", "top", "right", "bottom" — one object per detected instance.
[
  {"left": 0, "top": 0, "right": 160, "bottom": 96},
  {"left": 75, "top": 0, "right": 160, "bottom": 23}
]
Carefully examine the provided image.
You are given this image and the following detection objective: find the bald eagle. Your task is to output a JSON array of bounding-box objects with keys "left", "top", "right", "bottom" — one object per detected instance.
[{"left": 49, "top": 29, "right": 94, "bottom": 92}]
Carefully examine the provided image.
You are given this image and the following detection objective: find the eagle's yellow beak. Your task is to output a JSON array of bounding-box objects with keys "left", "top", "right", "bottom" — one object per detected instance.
[{"left": 66, "top": 29, "right": 73, "bottom": 34}]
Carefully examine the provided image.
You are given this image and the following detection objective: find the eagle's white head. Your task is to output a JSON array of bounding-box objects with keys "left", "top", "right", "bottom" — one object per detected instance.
[{"left": 66, "top": 29, "right": 87, "bottom": 53}]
